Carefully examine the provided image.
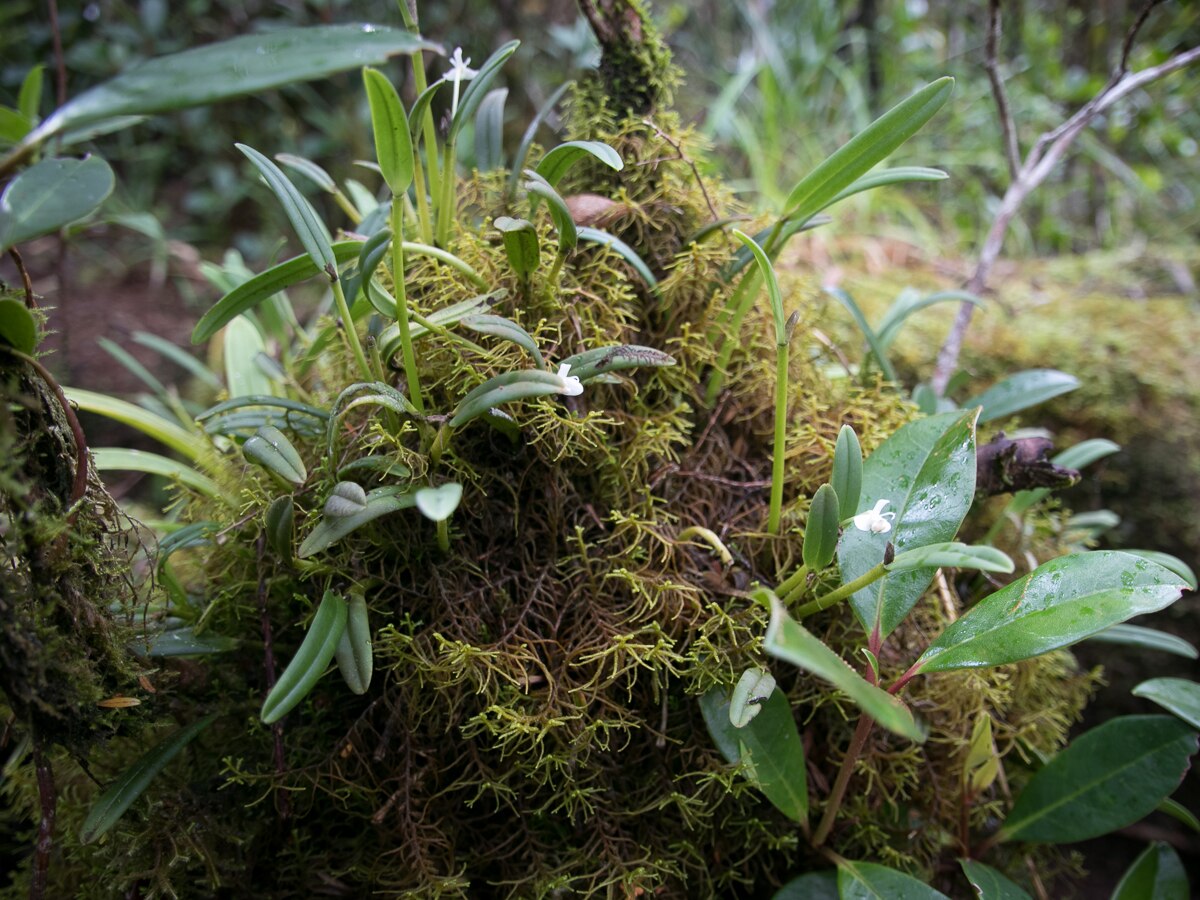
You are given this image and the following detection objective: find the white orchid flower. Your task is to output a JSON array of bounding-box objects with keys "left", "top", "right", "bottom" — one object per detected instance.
[
  {"left": 557, "top": 363, "right": 584, "bottom": 397},
  {"left": 852, "top": 499, "right": 896, "bottom": 535},
  {"left": 444, "top": 47, "right": 478, "bottom": 119}
]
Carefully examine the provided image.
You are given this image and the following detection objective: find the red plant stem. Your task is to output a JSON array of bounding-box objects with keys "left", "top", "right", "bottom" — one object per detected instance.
[
  {"left": 9, "top": 249, "right": 37, "bottom": 309},
  {"left": 30, "top": 735, "right": 56, "bottom": 900},
  {"left": 256, "top": 536, "right": 290, "bottom": 821},
  {"left": 812, "top": 712, "right": 875, "bottom": 847}
]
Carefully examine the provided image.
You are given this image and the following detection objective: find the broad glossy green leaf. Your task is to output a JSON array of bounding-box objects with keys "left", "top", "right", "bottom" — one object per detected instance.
[
  {"left": 362, "top": 67, "right": 414, "bottom": 196},
  {"left": 67, "top": 387, "right": 210, "bottom": 462},
  {"left": 24, "top": 26, "right": 438, "bottom": 147},
  {"left": 1111, "top": 841, "right": 1189, "bottom": 900},
  {"left": 192, "top": 242, "right": 363, "bottom": 343},
  {"left": 915, "top": 552, "right": 1186, "bottom": 674},
  {"left": 699, "top": 686, "right": 808, "bottom": 822},
  {"left": 839, "top": 408, "right": 979, "bottom": 638},
  {"left": 1087, "top": 624, "right": 1198, "bottom": 659},
  {"left": 832, "top": 424, "right": 863, "bottom": 522},
  {"left": 448, "top": 40, "right": 519, "bottom": 142},
  {"left": 837, "top": 859, "right": 950, "bottom": 900},
  {"left": 237, "top": 143, "right": 335, "bottom": 277},
  {"left": 223, "top": 315, "right": 276, "bottom": 399},
  {"left": 963, "top": 369, "right": 1080, "bottom": 424},
  {"left": 534, "top": 140, "right": 623, "bottom": 188},
  {"left": 763, "top": 592, "right": 926, "bottom": 741},
  {"left": 92, "top": 447, "right": 227, "bottom": 503},
  {"left": 998, "top": 715, "right": 1198, "bottom": 843},
  {"left": 261, "top": 590, "right": 347, "bottom": 723},
  {"left": 886, "top": 542, "right": 1013, "bottom": 574},
  {"left": 556, "top": 345, "right": 676, "bottom": 383},
  {"left": 732, "top": 229, "right": 786, "bottom": 344},
  {"left": 958, "top": 860, "right": 1032, "bottom": 899},
  {"left": 297, "top": 487, "right": 417, "bottom": 557},
  {"left": 0, "top": 155, "right": 114, "bottom": 252},
  {"left": 1121, "top": 551, "right": 1197, "bottom": 591},
  {"left": 782, "top": 77, "right": 953, "bottom": 225},
  {"left": 415, "top": 482, "right": 463, "bottom": 522},
  {"left": 462, "top": 314, "right": 545, "bottom": 368},
  {"left": 0, "top": 297, "right": 37, "bottom": 354},
  {"left": 772, "top": 871, "right": 838, "bottom": 900},
  {"left": 80, "top": 714, "right": 216, "bottom": 843},
  {"left": 1133, "top": 678, "right": 1200, "bottom": 730},
  {"left": 495, "top": 216, "right": 540, "bottom": 280},
  {"left": 577, "top": 226, "right": 659, "bottom": 294},
  {"left": 803, "top": 484, "right": 840, "bottom": 570}
]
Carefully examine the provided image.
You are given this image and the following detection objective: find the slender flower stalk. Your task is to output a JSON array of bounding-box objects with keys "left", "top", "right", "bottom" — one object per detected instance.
[
  {"left": 389, "top": 201, "right": 424, "bottom": 412},
  {"left": 330, "top": 277, "right": 371, "bottom": 381},
  {"left": 396, "top": 0, "right": 440, "bottom": 244}
]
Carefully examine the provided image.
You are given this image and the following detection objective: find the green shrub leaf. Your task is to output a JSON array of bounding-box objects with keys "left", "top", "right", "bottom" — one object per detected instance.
[
  {"left": 838, "top": 408, "right": 978, "bottom": 638},
  {"left": 1133, "top": 678, "right": 1200, "bottom": 730},
  {"left": 958, "top": 860, "right": 1032, "bottom": 899},
  {"left": 0, "top": 155, "right": 114, "bottom": 252},
  {"left": 915, "top": 552, "right": 1186, "bottom": 674},
  {"left": 837, "top": 859, "right": 951, "bottom": 899},
  {"left": 998, "top": 715, "right": 1198, "bottom": 843},
  {"left": 1111, "top": 841, "right": 1189, "bottom": 900},
  {"left": 962, "top": 368, "right": 1080, "bottom": 423}
]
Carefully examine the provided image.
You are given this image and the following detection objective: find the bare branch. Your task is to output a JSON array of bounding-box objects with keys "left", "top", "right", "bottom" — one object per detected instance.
[
  {"left": 1118, "top": 0, "right": 1166, "bottom": 77},
  {"left": 985, "top": 0, "right": 1021, "bottom": 180}
]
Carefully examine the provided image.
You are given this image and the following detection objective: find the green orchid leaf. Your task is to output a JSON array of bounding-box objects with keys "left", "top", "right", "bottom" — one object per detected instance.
[
  {"left": 876, "top": 289, "right": 982, "bottom": 355},
  {"left": 67, "top": 387, "right": 210, "bottom": 463},
  {"left": 962, "top": 369, "right": 1080, "bottom": 424},
  {"left": 18, "top": 65, "right": 44, "bottom": 123},
  {"left": 0, "top": 155, "right": 115, "bottom": 253},
  {"left": 1133, "top": 678, "right": 1200, "bottom": 730},
  {"left": 18, "top": 26, "right": 438, "bottom": 152},
  {"left": 699, "top": 685, "right": 808, "bottom": 822},
  {"left": 831, "top": 424, "right": 863, "bottom": 522},
  {"left": 242, "top": 425, "right": 307, "bottom": 486},
  {"left": 415, "top": 482, "right": 463, "bottom": 523},
  {"left": 132, "top": 627, "right": 238, "bottom": 658},
  {"left": 192, "top": 241, "right": 362, "bottom": 343},
  {"left": 827, "top": 166, "right": 948, "bottom": 207},
  {"left": 462, "top": 314, "right": 545, "bottom": 369},
  {"left": 261, "top": 590, "right": 348, "bottom": 723},
  {"left": 838, "top": 408, "right": 978, "bottom": 639},
  {"left": 448, "top": 40, "right": 519, "bottom": 142},
  {"left": 508, "top": 81, "right": 572, "bottom": 197},
  {"left": 1111, "top": 841, "right": 1189, "bottom": 900},
  {"left": 762, "top": 591, "right": 926, "bottom": 741},
  {"left": 222, "top": 314, "right": 277, "bottom": 400},
  {"left": 998, "top": 715, "right": 1198, "bottom": 844},
  {"left": 958, "top": 860, "right": 1032, "bottom": 899},
  {"left": 334, "top": 591, "right": 373, "bottom": 695},
  {"left": 523, "top": 170, "right": 577, "bottom": 254},
  {"left": 577, "top": 226, "right": 659, "bottom": 294},
  {"left": 275, "top": 152, "right": 336, "bottom": 193},
  {"left": 362, "top": 67, "right": 414, "bottom": 196},
  {"left": 298, "top": 487, "right": 417, "bottom": 558},
  {"left": 131, "top": 331, "right": 222, "bottom": 390},
  {"left": 0, "top": 297, "right": 37, "bottom": 354},
  {"left": 826, "top": 286, "right": 898, "bottom": 383},
  {"left": 236, "top": 143, "right": 335, "bottom": 278},
  {"left": 556, "top": 345, "right": 676, "bottom": 383},
  {"left": 732, "top": 228, "right": 787, "bottom": 344},
  {"left": 80, "top": 714, "right": 217, "bottom": 844},
  {"left": 837, "top": 860, "right": 951, "bottom": 900},
  {"left": 772, "top": 871, "right": 839, "bottom": 900},
  {"left": 886, "top": 542, "right": 1013, "bottom": 574},
  {"left": 474, "top": 88, "right": 508, "bottom": 172},
  {"left": 534, "top": 140, "right": 623, "bottom": 188},
  {"left": 264, "top": 496, "right": 294, "bottom": 564},
  {"left": 802, "top": 483, "right": 840, "bottom": 571},
  {"left": 1087, "top": 624, "right": 1198, "bottom": 659},
  {"left": 1120, "top": 551, "right": 1197, "bottom": 591},
  {"left": 914, "top": 552, "right": 1186, "bottom": 674},
  {"left": 449, "top": 369, "right": 570, "bottom": 429},
  {"left": 782, "top": 77, "right": 953, "bottom": 226},
  {"left": 92, "top": 447, "right": 227, "bottom": 503},
  {"left": 494, "top": 216, "right": 540, "bottom": 280}
]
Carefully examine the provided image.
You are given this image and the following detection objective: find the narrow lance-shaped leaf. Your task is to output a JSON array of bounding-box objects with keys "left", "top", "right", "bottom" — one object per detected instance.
[
  {"left": 826, "top": 166, "right": 947, "bottom": 207},
  {"left": 997, "top": 715, "right": 1198, "bottom": 844},
  {"left": 523, "top": 170, "right": 577, "bottom": 253},
  {"left": 1086, "top": 624, "right": 1198, "bottom": 660},
  {"left": 556, "top": 345, "right": 675, "bottom": 383},
  {"left": 261, "top": 590, "right": 348, "bottom": 723},
  {"left": 958, "top": 860, "right": 1033, "bottom": 900},
  {"left": 66, "top": 387, "right": 211, "bottom": 463},
  {"left": 449, "top": 369, "right": 572, "bottom": 429},
  {"left": 732, "top": 229, "right": 786, "bottom": 344},
  {"left": 448, "top": 40, "right": 519, "bottom": 142},
  {"left": 831, "top": 424, "right": 863, "bottom": 521},
  {"left": 335, "top": 591, "right": 374, "bottom": 695},
  {"left": 837, "top": 860, "right": 950, "bottom": 900},
  {"left": 962, "top": 369, "right": 1080, "bottom": 424},
  {"left": 577, "top": 226, "right": 659, "bottom": 294},
  {"left": 362, "top": 67, "right": 414, "bottom": 196},
  {"left": 762, "top": 590, "right": 926, "bottom": 741},
  {"left": 92, "top": 447, "right": 228, "bottom": 504},
  {"left": 0, "top": 155, "right": 115, "bottom": 252},
  {"left": 80, "top": 714, "right": 217, "bottom": 844},
  {"left": 534, "top": 140, "right": 623, "bottom": 188},
  {"left": 914, "top": 552, "right": 1186, "bottom": 674},
  {"left": 886, "top": 542, "right": 1013, "bottom": 574},
  {"left": 298, "top": 487, "right": 417, "bottom": 558},
  {"left": 474, "top": 88, "right": 508, "bottom": 172},
  {"left": 462, "top": 314, "right": 546, "bottom": 369},
  {"left": 236, "top": 143, "right": 336, "bottom": 278},
  {"left": 1133, "top": 678, "right": 1200, "bottom": 731},
  {"left": 782, "top": 77, "right": 954, "bottom": 227}
]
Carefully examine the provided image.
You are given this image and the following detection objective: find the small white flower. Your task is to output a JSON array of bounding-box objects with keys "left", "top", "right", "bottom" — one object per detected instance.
[
  {"left": 557, "top": 363, "right": 584, "bottom": 397},
  {"left": 445, "top": 47, "right": 478, "bottom": 81},
  {"left": 852, "top": 499, "right": 896, "bottom": 535}
]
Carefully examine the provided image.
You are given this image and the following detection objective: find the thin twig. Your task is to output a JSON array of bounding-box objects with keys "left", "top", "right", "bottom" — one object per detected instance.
[
  {"left": 9, "top": 248, "right": 37, "bottom": 309},
  {"left": 641, "top": 118, "right": 720, "bottom": 221},
  {"left": 46, "top": 0, "right": 66, "bottom": 109},
  {"left": 256, "top": 536, "right": 290, "bottom": 822},
  {"left": 31, "top": 734, "right": 56, "bottom": 900},
  {"left": 984, "top": 0, "right": 1021, "bottom": 180}
]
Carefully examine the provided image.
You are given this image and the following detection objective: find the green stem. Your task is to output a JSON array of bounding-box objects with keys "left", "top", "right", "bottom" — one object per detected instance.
[
  {"left": 332, "top": 189, "right": 363, "bottom": 225},
  {"left": 330, "top": 277, "right": 371, "bottom": 381},
  {"left": 767, "top": 341, "right": 789, "bottom": 534},
  {"left": 410, "top": 147, "right": 434, "bottom": 244},
  {"left": 705, "top": 268, "right": 762, "bottom": 405},
  {"left": 775, "top": 563, "right": 809, "bottom": 601},
  {"left": 548, "top": 251, "right": 566, "bottom": 286},
  {"left": 389, "top": 201, "right": 424, "bottom": 413},
  {"left": 436, "top": 518, "right": 450, "bottom": 553},
  {"left": 677, "top": 526, "right": 733, "bottom": 566},
  {"left": 792, "top": 562, "right": 887, "bottom": 619},
  {"left": 812, "top": 712, "right": 875, "bottom": 847},
  {"left": 436, "top": 138, "right": 455, "bottom": 247},
  {"left": 398, "top": 0, "right": 441, "bottom": 235},
  {"left": 408, "top": 310, "right": 489, "bottom": 355}
]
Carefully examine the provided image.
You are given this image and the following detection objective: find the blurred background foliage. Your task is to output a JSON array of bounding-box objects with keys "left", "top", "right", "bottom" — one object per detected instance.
[{"left": 2, "top": 0, "right": 1197, "bottom": 262}]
